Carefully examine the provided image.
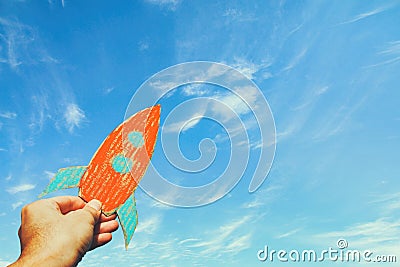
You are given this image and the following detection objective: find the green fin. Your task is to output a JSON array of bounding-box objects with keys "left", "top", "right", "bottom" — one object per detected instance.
[
  {"left": 117, "top": 194, "right": 138, "bottom": 249},
  {"left": 38, "top": 166, "right": 87, "bottom": 198}
]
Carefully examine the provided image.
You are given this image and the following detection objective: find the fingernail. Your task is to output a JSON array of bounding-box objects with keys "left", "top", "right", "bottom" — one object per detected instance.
[{"left": 87, "top": 199, "right": 102, "bottom": 211}]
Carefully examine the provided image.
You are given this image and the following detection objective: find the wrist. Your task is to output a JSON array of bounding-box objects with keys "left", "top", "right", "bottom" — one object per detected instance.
[{"left": 9, "top": 249, "right": 72, "bottom": 267}]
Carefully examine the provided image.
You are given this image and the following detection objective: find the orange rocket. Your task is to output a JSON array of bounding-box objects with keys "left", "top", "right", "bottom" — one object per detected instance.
[{"left": 39, "top": 105, "right": 161, "bottom": 248}]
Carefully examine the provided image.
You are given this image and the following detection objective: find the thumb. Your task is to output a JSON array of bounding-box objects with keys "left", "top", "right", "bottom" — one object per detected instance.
[{"left": 82, "top": 199, "right": 102, "bottom": 224}]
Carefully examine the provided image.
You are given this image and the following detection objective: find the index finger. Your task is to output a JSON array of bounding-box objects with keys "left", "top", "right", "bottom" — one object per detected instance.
[{"left": 51, "top": 196, "right": 86, "bottom": 214}]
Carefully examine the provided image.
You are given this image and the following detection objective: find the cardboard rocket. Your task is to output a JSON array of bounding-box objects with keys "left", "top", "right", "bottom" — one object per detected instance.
[{"left": 39, "top": 105, "right": 161, "bottom": 248}]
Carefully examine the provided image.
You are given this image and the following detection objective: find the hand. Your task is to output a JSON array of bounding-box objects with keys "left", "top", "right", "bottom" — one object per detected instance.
[{"left": 9, "top": 196, "right": 119, "bottom": 267}]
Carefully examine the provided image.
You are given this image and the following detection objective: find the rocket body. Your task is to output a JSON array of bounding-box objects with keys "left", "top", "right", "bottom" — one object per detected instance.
[
  {"left": 79, "top": 105, "right": 160, "bottom": 215},
  {"left": 39, "top": 105, "right": 161, "bottom": 248}
]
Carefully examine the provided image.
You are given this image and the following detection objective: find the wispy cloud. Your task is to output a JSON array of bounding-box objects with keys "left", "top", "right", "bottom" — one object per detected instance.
[
  {"left": 64, "top": 103, "right": 86, "bottom": 133},
  {"left": 184, "top": 215, "right": 254, "bottom": 256},
  {"left": 103, "top": 86, "right": 115, "bottom": 95},
  {"left": 44, "top": 170, "right": 55, "bottom": 180},
  {"left": 0, "top": 17, "right": 36, "bottom": 70},
  {"left": 292, "top": 86, "right": 329, "bottom": 111},
  {"left": 379, "top": 40, "right": 400, "bottom": 56},
  {"left": 276, "top": 85, "right": 330, "bottom": 142},
  {"left": 29, "top": 91, "right": 50, "bottom": 133},
  {"left": 222, "top": 8, "right": 257, "bottom": 23},
  {"left": 180, "top": 84, "right": 209, "bottom": 97},
  {"left": 241, "top": 184, "right": 283, "bottom": 209},
  {"left": 0, "top": 111, "right": 17, "bottom": 119},
  {"left": 138, "top": 41, "right": 149, "bottom": 52},
  {"left": 12, "top": 201, "right": 23, "bottom": 210},
  {"left": 98, "top": 203, "right": 260, "bottom": 265},
  {"left": 313, "top": 190, "right": 400, "bottom": 256},
  {"left": 338, "top": 5, "right": 391, "bottom": 25},
  {"left": 162, "top": 111, "right": 205, "bottom": 133},
  {"left": 213, "top": 91, "right": 252, "bottom": 118},
  {"left": 314, "top": 218, "right": 400, "bottom": 255},
  {"left": 6, "top": 183, "right": 36, "bottom": 194},
  {"left": 365, "top": 40, "right": 400, "bottom": 68},
  {"left": 135, "top": 214, "right": 162, "bottom": 234},
  {"left": 368, "top": 192, "right": 400, "bottom": 214},
  {"left": 312, "top": 94, "right": 368, "bottom": 141},
  {"left": 276, "top": 228, "right": 302, "bottom": 239},
  {"left": 281, "top": 47, "right": 308, "bottom": 72},
  {"left": 144, "top": 0, "right": 180, "bottom": 11},
  {"left": 178, "top": 238, "right": 201, "bottom": 245},
  {"left": 229, "top": 57, "right": 272, "bottom": 80}
]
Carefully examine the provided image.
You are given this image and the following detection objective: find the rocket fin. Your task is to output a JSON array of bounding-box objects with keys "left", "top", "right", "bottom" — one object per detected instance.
[
  {"left": 116, "top": 193, "right": 138, "bottom": 249},
  {"left": 38, "top": 166, "right": 87, "bottom": 198}
]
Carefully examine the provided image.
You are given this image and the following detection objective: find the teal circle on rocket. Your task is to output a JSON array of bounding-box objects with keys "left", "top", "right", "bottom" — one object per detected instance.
[
  {"left": 112, "top": 154, "right": 133, "bottom": 174},
  {"left": 128, "top": 131, "right": 145, "bottom": 148}
]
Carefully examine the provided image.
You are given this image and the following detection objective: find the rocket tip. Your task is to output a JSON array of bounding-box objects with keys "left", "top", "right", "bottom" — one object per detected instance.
[{"left": 152, "top": 104, "right": 161, "bottom": 113}]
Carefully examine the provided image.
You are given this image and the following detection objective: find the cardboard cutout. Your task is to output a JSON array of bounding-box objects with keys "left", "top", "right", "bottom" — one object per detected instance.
[{"left": 39, "top": 105, "right": 161, "bottom": 249}]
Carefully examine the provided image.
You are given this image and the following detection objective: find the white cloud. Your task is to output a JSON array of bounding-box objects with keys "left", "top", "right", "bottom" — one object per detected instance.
[
  {"left": 162, "top": 110, "right": 206, "bottom": 133},
  {"left": 379, "top": 40, "right": 400, "bottom": 55},
  {"left": 213, "top": 94, "right": 250, "bottom": 118},
  {"left": 312, "top": 94, "right": 368, "bottom": 141},
  {"left": 180, "top": 84, "right": 209, "bottom": 97},
  {"left": 282, "top": 47, "right": 308, "bottom": 72},
  {"left": 184, "top": 215, "right": 254, "bottom": 256},
  {"left": 313, "top": 191, "right": 400, "bottom": 256},
  {"left": 0, "top": 17, "right": 36, "bottom": 69},
  {"left": 276, "top": 228, "right": 302, "bottom": 239},
  {"left": 29, "top": 92, "right": 50, "bottom": 133},
  {"left": 135, "top": 214, "right": 162, "bottom": 234},
  {"left": 241, "top": 185, "right": 283, "bottom": 209},
  {"left": 229, "top": 57, "right": 271, "bottom": 80},
  {"left": 138, "top": 41, "right": 149, "bottom": 52},
  {"left": 6, "top": 183, "right": 36, "bottom": 194},
  {"left": 103, "top": 86, "right": 115, "bottom": 95},
  {"left": 338, "top": 5, "right": 391, "bottom": 25},
  {"left": 314, "top": 218, "right": 400, "bottom": 256},
  {"left": 44, "top": 170, "right": 55, "bottom": 180},
  {"left": 178, "top": 238, "right": 201, "bottom": 245},
  {"left": 149, "top": 80, "right": 180, "bottom": 93},
  {"left": 0, "top": 111, "right": 17, "bottom": 119},
  {"left": 365, "top": 40, "right": 400, "bottom": 68},
  {"left": 145, "top": 0, "right": 180, "bottom": 10},
  {"left": 87, "top": 200, "right": 260, "bottom": 265},
  {"left": 368, "top": 192, "right": 400, "bottom": 215},
  {"left": 12, "top": 201, "right": 23, "bottom": 210},
  {"left": 211, "top": 85, "right": 259, "bottom": 122},
  {"left": 64, "top": 103, "right": 86, "bottom": 133},
  {"left": 224, "top": 233, "right": 252, "bottom": 253},
  {"left": 222, "top": 8, "right": 257, "bottom": 23},
  {"left": 292, "top": 85, "right": 329, "bottom": 111}
]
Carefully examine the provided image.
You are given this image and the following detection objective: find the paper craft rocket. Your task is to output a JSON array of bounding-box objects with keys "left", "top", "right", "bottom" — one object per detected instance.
[{"left": 39, "top": 105, "right": 161, "bottom": 248}]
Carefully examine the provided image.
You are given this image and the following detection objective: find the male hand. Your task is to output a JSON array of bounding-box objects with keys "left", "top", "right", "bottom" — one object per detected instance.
[{"left": 9, "top": 196, "right": 119, "bottom": 267}]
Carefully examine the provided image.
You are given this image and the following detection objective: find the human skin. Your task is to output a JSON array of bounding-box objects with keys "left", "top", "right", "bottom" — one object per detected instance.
[{"left": 8, "top": 196, "right": 119, "bottom": 267}]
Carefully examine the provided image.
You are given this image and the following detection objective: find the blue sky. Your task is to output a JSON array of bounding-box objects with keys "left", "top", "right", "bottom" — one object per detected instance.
[{"left": 1, "top": 0, "right": 400, "bottom": 266}]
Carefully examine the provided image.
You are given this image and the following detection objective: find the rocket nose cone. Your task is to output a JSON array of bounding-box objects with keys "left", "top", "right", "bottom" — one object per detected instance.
[{"left": 153, "top": 104, "right": 161, "bottom": 113}]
